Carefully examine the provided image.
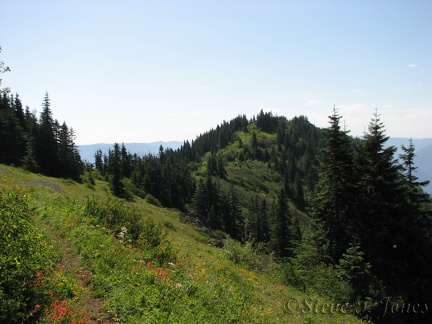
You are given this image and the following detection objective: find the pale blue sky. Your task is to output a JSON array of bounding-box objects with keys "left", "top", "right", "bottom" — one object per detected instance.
[{"left": 1, "top": 0, "right": 431, "bottom": 144}]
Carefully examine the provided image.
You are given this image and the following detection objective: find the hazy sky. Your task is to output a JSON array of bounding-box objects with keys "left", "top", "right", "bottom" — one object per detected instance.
[{"left": 1, "top": 0, "right": 431, "bottom": 144}]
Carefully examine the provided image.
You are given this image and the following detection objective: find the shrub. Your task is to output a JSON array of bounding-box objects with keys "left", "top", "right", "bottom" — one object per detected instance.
[
  {"left": 145, "top": 193, "right": 162, "bottom": 207},
  {"left": 0, "top": 190, "right": 50, "bottom": 322},
  {"left": 83, "top": 197, "right": 174, "bottom": 264},
  {"left": 223, "top": 237, "right": 276, "bottom": 272},
  {"left": 279, "top": 261, "right": 305, "bottom": 290}
]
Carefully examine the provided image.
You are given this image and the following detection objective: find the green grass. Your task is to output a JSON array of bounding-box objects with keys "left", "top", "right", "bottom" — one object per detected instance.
[{"left": 0, "top": 164, "right": 364, "bottom": 323}]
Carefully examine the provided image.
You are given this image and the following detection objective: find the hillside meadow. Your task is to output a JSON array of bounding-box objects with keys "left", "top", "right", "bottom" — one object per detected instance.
[{"left": 0, "top": 164, "right": 364, "bottom": 323}]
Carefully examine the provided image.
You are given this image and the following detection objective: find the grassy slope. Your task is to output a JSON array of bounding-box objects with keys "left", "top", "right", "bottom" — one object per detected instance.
[
  {"left": 0, "top": 164, "right": 363, "bottom": 323},
  {"left": 195, "top": 129, "right": 312, "bottom": 231}
]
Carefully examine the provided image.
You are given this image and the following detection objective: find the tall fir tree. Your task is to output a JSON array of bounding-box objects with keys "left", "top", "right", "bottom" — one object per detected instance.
[
  {"left": 223, "top": 184, "right": 243, "bottom": 241},
  {"left": 271, "top": 188, "right": 295, "bottom": 259},
  {"left": 57, "top": 122, "right": 83, "bottom": 180},
  {"left": 397, "top": 139, "right": 432, "bottom": 306},
  {"left": 109, "top": 143, "right": 125, "bottom": 197},
  {"left": 35, "top": 93, "right": 59, "bottom": 176},
  {"left": 309, "top": 107, "right": 358, "bottom": 263},
  {"left": 354, "top": 111, "right": 412, "bottom": 294}
]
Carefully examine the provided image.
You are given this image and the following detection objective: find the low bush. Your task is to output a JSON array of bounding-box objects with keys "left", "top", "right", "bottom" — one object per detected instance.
[
  {"left": 145, "top": 193, "right": 162, "bottom": 207},
  {"left": 223, "top": 237, "right": 276, "bottom": 272},
  {"left": 0, "top": 190, "right": 77, "bottom": 323}
]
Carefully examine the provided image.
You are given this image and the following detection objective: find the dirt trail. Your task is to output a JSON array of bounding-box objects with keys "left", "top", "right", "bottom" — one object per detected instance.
[{"left": 49, "top": 225, "right": 113, "bottom": 323}]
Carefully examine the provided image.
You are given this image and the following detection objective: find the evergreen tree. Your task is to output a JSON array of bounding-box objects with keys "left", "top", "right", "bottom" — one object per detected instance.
[
  {"left": 245, "top": 195, "right": 260, "bottom": 244},
  {"left": 397, "top": 139, "right": 432, "bottom": 306},
  {"left": 35, "top": 92, "right": 59, "bottom": 176},
  {"left": 13, "top": 94, "right": 25, "bottom": 129},
  {"left": 109, "top": 143, "right": 125, "bottom": 197},
  {"left": 192, "top": 175, "right": 223, "bottom": 229},
  {"left": 309, "top": 107, "right": 358, "bottom": 263},
  {"left": 257, "top": 197, "right": 270, "bottom": 244},
  {"left": 354, "top": 111, "right": 407, "bottom": 283},
  {"left": 0, "top": 94, "right": 25, "bottom": 165},
  {"left": 57, "top": 122, "right": 83, "bottom": 180},
  {"left": 21, "top": 107, "right": 39, "bottom": 172},
  {"left": 271, "top": 188, "right": 295, "bottom": 259},
  {"left": 193, "top": 178, "right": 210, "bottom": 222},
  {"left": 94, "top": 149, "right": 104, "bottom": 175},
  {"left": 399, "top": 138, "right": 430, "bottom": 203},
  {"left": 121, "top": 143, "right": 132, "bottom": 178},
  {"left": 223, "top": 184, "right": 243, "bottom": 240}
]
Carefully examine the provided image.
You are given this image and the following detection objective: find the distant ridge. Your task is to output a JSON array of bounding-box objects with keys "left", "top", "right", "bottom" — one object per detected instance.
[{"left": 78, "top": 141, "right": 183, "bottom": 162}]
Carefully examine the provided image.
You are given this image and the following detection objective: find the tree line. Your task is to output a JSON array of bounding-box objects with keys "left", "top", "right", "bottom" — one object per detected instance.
[
  {"left": 302, "top": 108, "right": 432, "bottom": 321},
  {"left": 0, "top": 92, "right": 83, "bottom": 180}
]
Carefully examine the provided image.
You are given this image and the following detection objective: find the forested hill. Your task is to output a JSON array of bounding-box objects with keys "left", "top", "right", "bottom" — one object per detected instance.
[{"left": 93, "top": 109, "right": 432, "bottom": 323}]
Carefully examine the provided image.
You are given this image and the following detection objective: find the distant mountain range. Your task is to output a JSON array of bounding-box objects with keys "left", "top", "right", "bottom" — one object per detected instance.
[
  {"left": 79, "top": 137, "right": 432, "bottom": 194},
  {"left": 78, "top": 141, "right": 183, "bottom": 162}
]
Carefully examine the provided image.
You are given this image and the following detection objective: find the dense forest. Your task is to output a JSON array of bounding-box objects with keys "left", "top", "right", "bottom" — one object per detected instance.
[
  {"left": 1, "top": 86, "right": 431, "bottom": 322},
  {"left": 0, "top": 92, "right": 83, "bottom": 180}
]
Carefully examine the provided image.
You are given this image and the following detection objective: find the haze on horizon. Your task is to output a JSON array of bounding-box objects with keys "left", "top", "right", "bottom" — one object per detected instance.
[{"left": 1, "top": 0, "right": 431, "bottom": 145}]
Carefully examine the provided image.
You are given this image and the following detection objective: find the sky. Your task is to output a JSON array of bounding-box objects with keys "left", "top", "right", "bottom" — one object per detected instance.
[{"left": 1, "top": 0, "right": 431, "bottom": 145}]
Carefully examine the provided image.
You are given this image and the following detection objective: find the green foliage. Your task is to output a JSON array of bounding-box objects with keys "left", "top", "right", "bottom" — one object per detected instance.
[
  {"left": 223, "top": 237, "right": 277, "bottom": 272},
  {"left": 0, "top": 164, "right": 365, "bottom": 324},
  {"left": 0, "top": 91, "right": 83, "bottom": 180},
  {"left": 279, "top": 261, "right": 305, "bottom": 290},
  {"left": 83, "top": 196, "right": 169, "bottom": 251},
  {"left": 0, "top": 190, "right": 78, "bottom": 322},
  {"left": 145, "top": 193, "right": 162, "bottom": 207},
  {"left": 307, "top": 108, "right": 432, "bottom": 322},
  {"left": 0, "top": 190, "right": 44, "bottom": 321},
  {"left": 309, "top": 107, "right": 357, "bottom": 263}
]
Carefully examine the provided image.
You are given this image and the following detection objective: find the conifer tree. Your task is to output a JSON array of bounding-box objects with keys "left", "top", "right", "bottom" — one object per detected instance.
[
  {"left": 245, "top": 195, "right": 260, "bottom": 244},
  {"left": 21, "top": 107, "right": 39, "bottom": 172},
  {"left": 223, "top": 184, "right": 243, "bottom": 240},
  {"left": 94, "top": 149, "right": 104, "bottom": 175},
  {"left": 354, "top": 111, "right": 406, "bottom": 278},
  {"left": 397, "top": 139, "right": 432, "bottom": 305},
  {"left": 0, "top": 94, "right": 25, "bottom": 165},
  {"left": 193, "top": 178, "right": 210, "bottom": 222},
  {"left": 35, "top": 93, "right": 59, "bottom": 176},
  {"left": 399, "top": 138, "right": 430, "bottom": 203},
  {"left": 57, "top": 122, "right": 83, "bottom": 180},
  {"left": 257, "top": 197, "right": 270, "bottom": 244},
  {"left": 309, "top": 107, "right": 357, "bottom": 263},
  {"left": 109, "top": 143, "right": 125, "bottom": 197},
  {"left": 121, "top": 143, "right": 132, "bottom": 178},
  {"left": 271, "top": 188, "right": 295, "bottom": 259}
]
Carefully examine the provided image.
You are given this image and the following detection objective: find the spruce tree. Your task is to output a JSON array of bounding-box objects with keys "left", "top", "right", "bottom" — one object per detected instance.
[
  {"left": 271, "top": 188, "right": 294, "bottom": 259},
  {"left": 0, "top": 94, "right": 25, "bottom": 165},
  {"left": 257, "top": 197, "right": 270, "bottom": 244},
  {"left": 223, "top": 184, "right": 243, "bottom": 241},
  {"left": 398, "top": 139, "right": 432, "bottom": 306},
  {"left": 57, "top": 123, "right": 83, "bottom": 180},
  {"left": 35, "top": 93, "right": 59, "bottom": 176},
  {"left": 354, "top": 111, "right": 409, "bottom": 293},
  {"left": 309, "top": 107, "right": 357, "bottom": 263},
  {"left": 109, "top": 143, "right": 125, "bottom": 197}
]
